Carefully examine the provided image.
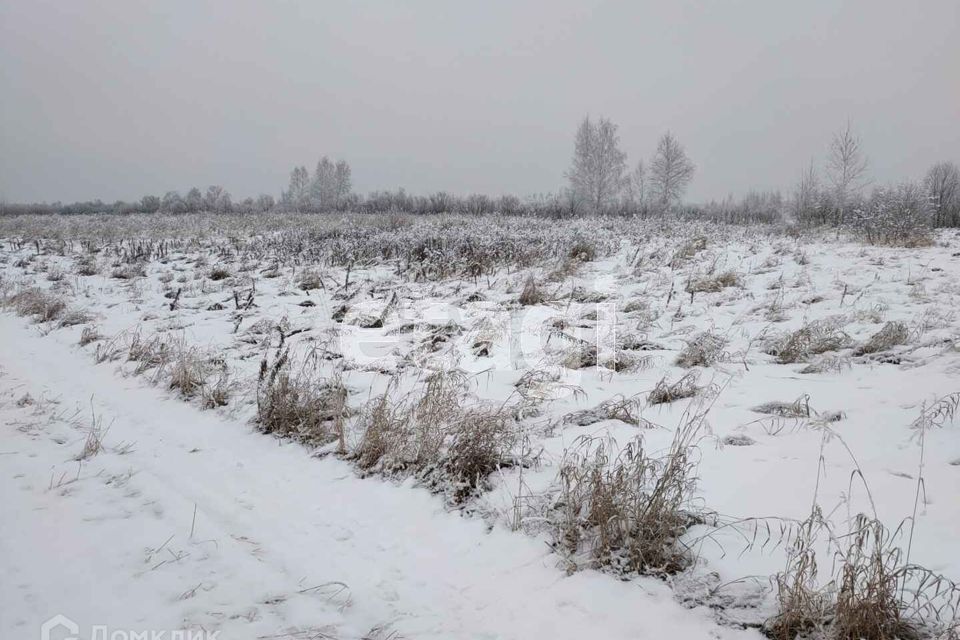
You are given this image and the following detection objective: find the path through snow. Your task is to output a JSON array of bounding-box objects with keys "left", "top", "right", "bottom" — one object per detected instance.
[{"left": 0, "top": 314, "right": 759, "bottom": 640}]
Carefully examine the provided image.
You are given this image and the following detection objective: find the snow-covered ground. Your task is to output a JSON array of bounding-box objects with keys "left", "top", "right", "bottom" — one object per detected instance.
[{"left": 1, "top": 214, "right": 958, "bottom": 638}]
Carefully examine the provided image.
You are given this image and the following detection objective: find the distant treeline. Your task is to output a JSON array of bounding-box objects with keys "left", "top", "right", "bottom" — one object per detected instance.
[{"left": 2, "top": 118, "right": 958, "bottom": 232}]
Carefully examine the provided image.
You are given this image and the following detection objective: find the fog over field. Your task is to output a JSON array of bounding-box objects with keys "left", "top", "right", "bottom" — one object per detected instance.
[
  {"left": 2, "top": 1, "right": 959, "bottom": 204},
  {"left": 2, "top": 3, "right": 959, "bottom": 640}
]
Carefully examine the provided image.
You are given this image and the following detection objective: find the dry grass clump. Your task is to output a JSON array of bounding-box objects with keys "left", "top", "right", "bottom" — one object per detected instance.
[
  {"left": 110, "top": 263, "right": 146, "bottom": 279},
  {"left": 766, "top": 320, "right": 851, "bottom": 364},
  {"left": 553, "top": 412, "right": 705, "bottom": 576},
  {"left": 76, "top": 410, "right": 108, "bottom": 462},
  {"left": 518, "top": 275, "right": 545, "bottom": 306},
  {"left": 855, "top": 321, "right": 911, "bottom": 356},
  {"left": 257, "top": 344, "right": 348, "bottom": 446},
  {"left": 298, "top": 269, "right": 324, "bottom": 291},
  {"left": 798, "top": 353, "right": 851, "bottom": 375},
  {"left": 686, "top": 270, "right": 741, "bottom": 294},
  {"left": 767, "top": 510, "right": 958, "bottom": 640},
  {"left": 567, "top": 237, "right": 598, "bottom": 262},
  {"left": 45, "top": 265, "right": 65, "bottom": 282},
  {"left": 766, "top": 508, "right": 831, "bottom": 640},
  {"left": 560, "top": 344, "right": 598, "bottom": 369},
  {"left": 675, "top": 332, "right": 727, "bottom": 368},
  {"left": 752, "top": 395, "right": 812, "bottom": 419},
  {"left": 127, "top": 331, "right": 174, "bottom": 373},
  {"left": 564, "top": 395, "right": 652, "bottom": 428},
  {"left": 353, "top": 370, "right": 516, "bottom": 502},
  {"left": 7, "top": 287, "right": 67, "bottom": 322},
  {"left": 168, "top": 347, "right": 211, "bottom": 398},
  {"left": 58, "top": 308, "right": 94, "bottom": 328},
  {"left": 670, "top": 236, "right": 708, "bottom": 268},
  {"left": 601, "top": 351, "right": 652, "bottom": 373},
  {"left": 75, "top": 257, "right": 99, "bottom": 276},
  {"left": 832, "top": 515, "right": 919, "bottom": 640},
  {"left": 207, "top": 266, "right": 232, "bottom": 281},
  {"left": 648, "top": 371, "right": 701, "bottom": 405},
  {"left": 79, "top": 326, "right": 101, "bottom": 346},
  {"left": 570, "top": 286, "right": 609, "bottom": 303},
  {"left": 767, "top": 399, "right": 960, "bottom": 639}
]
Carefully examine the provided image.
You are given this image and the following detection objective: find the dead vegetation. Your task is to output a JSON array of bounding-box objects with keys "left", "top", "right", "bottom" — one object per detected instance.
[
  {"left": 765, "top": 320, "right": 851, "bottom": 364},
  {"left": 553, "top": 407, "right": 707, "bottom": 576},
  {"left": 353, "top": 369, "right": 517, "bottom": 502},
  {"left": 765, "top": 400, "right": 960, "bottom": 639},
  {"left": 257, "top": 336, "right": 348, "bottom": 446},
  {"left": 648, "top": 371, "right": 701, "bottom": 405},
  {"left": 686, "top": 270, "right": 741, "bottom": 294},
  {"left": 6, "top": 287, "right": 67, "bottom": 322},
  {"left": 675, "top": 332, "right": 727, "bottom": 368},
  {"left": 518, "top": 275, "right": 545, "bottom": 306},
  {"left": 855, "top": 320, "right": 911, "bottom": 356}
]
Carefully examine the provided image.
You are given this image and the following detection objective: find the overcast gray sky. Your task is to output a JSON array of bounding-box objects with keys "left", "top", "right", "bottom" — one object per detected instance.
[{"left": 1, "top": 0, "right": 958, "bottom": 204}]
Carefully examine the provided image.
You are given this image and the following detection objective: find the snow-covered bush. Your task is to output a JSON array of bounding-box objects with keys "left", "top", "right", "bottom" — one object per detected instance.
[{"left": 851, "top": 182, "right": 934, "bottom": 246}]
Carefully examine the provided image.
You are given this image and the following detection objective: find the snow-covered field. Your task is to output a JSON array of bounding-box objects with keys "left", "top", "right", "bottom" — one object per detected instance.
[{"left": 1, "top": 213, "right": 958, "bottom": 640}]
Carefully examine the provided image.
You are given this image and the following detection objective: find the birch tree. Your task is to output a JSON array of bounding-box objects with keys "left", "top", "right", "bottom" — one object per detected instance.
[
  {"left": 566, "top": 116, "right": 627, "bottom": 213},
  {"left": 625, "top": 160, "right": 648, "bottom": 208},
  {"left": 650, "top": 132, "right": 695, "bottom": 208},
  {"left": 826, "top": 122, "right": 869, "bottom": 227},
  {"left": 925, "top": 161, "right": 960, "bottom": 227}
]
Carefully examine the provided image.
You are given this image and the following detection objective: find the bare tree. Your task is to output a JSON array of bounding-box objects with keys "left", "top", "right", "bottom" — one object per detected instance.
[
  {"left": 333, "top": 160, "right": 352, "bottom": 209},
  {"left": 185, "top": 187, "right": 203, "bottom": 212},
  {"left": 311, "top": 157, "right": 336, "bottom": 210},
  {"left": 650, "top": 132, "right": 695, "bottom": 208},
  {"left": 925, "top": 161, "right": 960, "bottom": 227},
  {"left": 792, "top": 160, "right": 822, "bottom": 225},
  {"left": 826, "top": 121, "right": 869, "bottom": 227},
  {"left": 566, "top": 116, "right": 627, "bottom": 213},
  {"left": 625, "top": 160, "right": 648, "bottom": 209},
  {"left": 284, "top": 166, "right": 310, "bottom": 212}
]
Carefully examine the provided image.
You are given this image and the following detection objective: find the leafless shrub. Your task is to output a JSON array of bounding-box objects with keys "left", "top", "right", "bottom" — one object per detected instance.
[
  {"left": 648, "top": 371, "right": 701, "bottom": 406},
  {"left": 675, "top": 332, "right": 727, "bottom": 368}
]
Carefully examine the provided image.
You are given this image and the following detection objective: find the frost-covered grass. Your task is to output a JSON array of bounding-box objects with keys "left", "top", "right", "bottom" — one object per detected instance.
[{"left": 2, "top": 213, "right": 960, "bottom": 637}]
